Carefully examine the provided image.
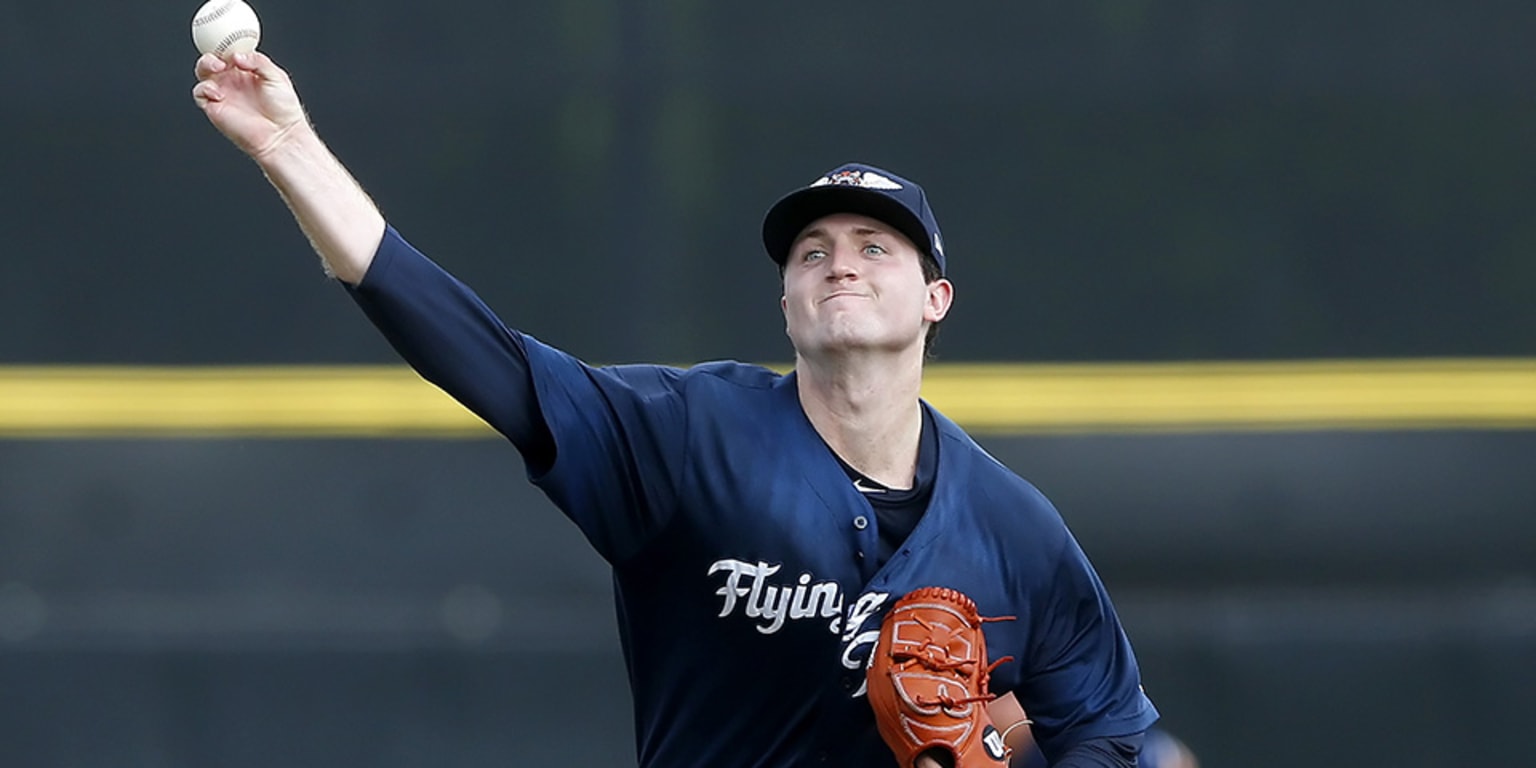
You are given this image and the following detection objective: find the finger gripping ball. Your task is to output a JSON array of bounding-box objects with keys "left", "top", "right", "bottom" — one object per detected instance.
[{"left": 192, "top": 0, "right": 261, "bottom": 57}]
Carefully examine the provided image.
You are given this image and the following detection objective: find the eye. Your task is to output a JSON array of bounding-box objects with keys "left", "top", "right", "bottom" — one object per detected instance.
[
  {"left": 862, "top": 243, "right": 887, "bottom": 256},
  {"left": 801, "top": 249, "right": 826, "bottom": 263}
]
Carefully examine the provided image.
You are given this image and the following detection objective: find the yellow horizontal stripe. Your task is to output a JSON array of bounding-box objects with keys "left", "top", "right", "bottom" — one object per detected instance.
[
  {"left": 922, "top": 358, "right": 1536, "bottom": 434},
  {"left": 0, "top": 359, "right": 1533, "bottom": 438},
  {"left": 0, "top": 366, "right": 485, "bottom": 438}
]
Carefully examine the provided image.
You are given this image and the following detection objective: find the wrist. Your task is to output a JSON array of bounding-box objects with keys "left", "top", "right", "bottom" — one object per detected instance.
[
  {"left": 986, "top": 692, "right": 1033, "bottom": 755},
  {"left": 252, "top": 118, "right": 318, "bottom": 169}
]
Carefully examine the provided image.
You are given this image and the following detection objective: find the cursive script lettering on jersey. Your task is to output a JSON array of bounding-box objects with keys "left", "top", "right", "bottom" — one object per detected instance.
[{"left": 708, "top": 558, "right": 845, "bottom": 634}]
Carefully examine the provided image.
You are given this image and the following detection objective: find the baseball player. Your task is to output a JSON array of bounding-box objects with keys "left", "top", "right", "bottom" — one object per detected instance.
[{"left": 193, "top": 51, "right": 1159, "bottom": 767}]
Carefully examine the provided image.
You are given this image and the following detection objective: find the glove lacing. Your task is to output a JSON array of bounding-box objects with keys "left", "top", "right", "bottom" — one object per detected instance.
[{"left": 892, "top": 612, "right": 1016, "bottom": 710}]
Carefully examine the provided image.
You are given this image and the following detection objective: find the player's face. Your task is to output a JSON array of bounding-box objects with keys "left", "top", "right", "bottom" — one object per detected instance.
[{"left": 780, "top": 213, "right": 952, "bottom": 360}]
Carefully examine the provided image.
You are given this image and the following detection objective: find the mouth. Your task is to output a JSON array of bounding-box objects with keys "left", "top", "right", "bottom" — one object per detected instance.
[{"left": 818, "top": 291, "right": 868, "bottom": 305}]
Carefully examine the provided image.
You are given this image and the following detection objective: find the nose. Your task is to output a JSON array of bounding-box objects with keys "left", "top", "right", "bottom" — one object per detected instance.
[{"left": 824, "top": 244, "right": 860, "bottom": 280}]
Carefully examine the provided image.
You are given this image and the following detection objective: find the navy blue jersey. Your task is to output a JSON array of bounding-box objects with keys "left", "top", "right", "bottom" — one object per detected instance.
[{"left": 350, "top": 228, "right": 1158, "bottom": 767}]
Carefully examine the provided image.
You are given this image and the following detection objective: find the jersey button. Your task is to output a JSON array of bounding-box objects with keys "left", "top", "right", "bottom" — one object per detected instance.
[
  {"left": 853, "top": 515, "right": 869, "bottom": 530},
  {"left": 841, "top": 677, "right": 853, "bottom": 691}
]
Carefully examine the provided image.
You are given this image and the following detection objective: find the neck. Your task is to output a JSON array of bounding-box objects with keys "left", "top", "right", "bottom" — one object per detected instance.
[{"left": 795, "top": 349, "right": 925, "bottom": 490}]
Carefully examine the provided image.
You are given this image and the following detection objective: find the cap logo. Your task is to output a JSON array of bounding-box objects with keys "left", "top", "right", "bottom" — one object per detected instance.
[
  {"left": 933, "top": 233, "right": 944, "bottom": 258},
  {"left": 809, "top": 169, "right": 903, "bottom": 191}
]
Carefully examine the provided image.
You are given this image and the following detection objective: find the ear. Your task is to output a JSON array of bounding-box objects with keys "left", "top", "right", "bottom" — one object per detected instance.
[{"left": 924, "top": 278, "right": 954, "bottom": 323}]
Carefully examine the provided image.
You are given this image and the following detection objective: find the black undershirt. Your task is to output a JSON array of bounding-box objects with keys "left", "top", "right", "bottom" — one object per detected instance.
[{"left": 832, "top": 407, "right": 940, "bottom": 569}]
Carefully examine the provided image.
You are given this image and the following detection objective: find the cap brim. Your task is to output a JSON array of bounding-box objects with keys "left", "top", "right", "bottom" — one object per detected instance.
[{"left": 761, "top": 185, "right": 933, "bottom": 269}]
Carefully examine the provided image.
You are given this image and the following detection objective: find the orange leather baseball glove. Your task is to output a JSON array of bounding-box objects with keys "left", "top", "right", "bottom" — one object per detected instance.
[{"left": 866, "top": 587, "right": 1015, "bottom": 768}]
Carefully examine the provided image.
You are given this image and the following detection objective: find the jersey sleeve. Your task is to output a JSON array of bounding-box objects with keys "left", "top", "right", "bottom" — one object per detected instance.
[
  {"left": 518, "top": 339, "right": 690, "bottom": 563},
  {"left": 344, "top": 226, "right": 552, "bottom": 461},
  {"left": 1021, "top": 532, "right": 1160, "bottom": 761},
  {"left": 344, "top": 228, "right": 685, "bottom": 562}
]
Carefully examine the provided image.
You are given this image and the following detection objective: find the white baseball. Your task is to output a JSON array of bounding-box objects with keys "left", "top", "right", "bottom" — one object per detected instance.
[{"left": 191, "top": 0, "right": 261, "bottom": 57}]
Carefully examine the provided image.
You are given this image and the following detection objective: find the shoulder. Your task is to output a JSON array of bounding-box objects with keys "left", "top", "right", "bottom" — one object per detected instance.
[
  {"left": 668, "top": 362, "right": 797, "bottom": 429},
  {"left": 581, "top": 360, "right": 790, "bottom": 423},
  {"left": 676, "top": 360, "right": 785, "bottom": 390},
  {"left": 521, "top": 337, "right": 783, "bottom": 396},
  {"left": 930, "top": 404, "right": 1069, "bottom": 537},
  {"left": 931, "top": 406, "right": 1055, "bottom": 505},
  {"left": 617, "top": 360, "right": 787, "bottom": 405},
  {"left": 583, "top": 359, "right": 783, "bottom": 392}
]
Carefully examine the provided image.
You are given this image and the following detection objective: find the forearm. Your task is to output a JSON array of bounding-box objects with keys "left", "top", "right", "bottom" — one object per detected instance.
[{"left": 255, "top": 123, "right": 384, "bottom": 284}]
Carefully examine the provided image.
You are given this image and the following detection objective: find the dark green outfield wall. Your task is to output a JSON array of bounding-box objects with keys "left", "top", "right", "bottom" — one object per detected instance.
[
  {"left": 4, "top": 1, "right": 1535, "bottom": 765},
  {"left": 3, "top": 1, "right": 1535, "bottom": 365},
  {"left": 1, "top": 434, "right": 1532, "bottom": 767}
]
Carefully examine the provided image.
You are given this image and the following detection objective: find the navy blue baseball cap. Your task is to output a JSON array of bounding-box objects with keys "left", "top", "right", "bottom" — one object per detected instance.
[{"left": 762, "top": 163, "right": 946, "bottom": 275}]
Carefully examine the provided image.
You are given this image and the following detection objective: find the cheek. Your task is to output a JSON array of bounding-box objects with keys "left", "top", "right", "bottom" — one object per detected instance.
[
  {"left": 780, "top": 286, "right": 811, "bottom": 327},
  {"left": 897, "top": 285, "right": 932, "bottom": 317},
  {"left": 783, "top": 276, "right": 817, "bottom": 311}
]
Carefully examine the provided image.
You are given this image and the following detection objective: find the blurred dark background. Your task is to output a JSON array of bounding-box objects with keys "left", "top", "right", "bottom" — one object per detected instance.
[{"left": 2, "top": 1, "right": 1534, "bottom": 766}]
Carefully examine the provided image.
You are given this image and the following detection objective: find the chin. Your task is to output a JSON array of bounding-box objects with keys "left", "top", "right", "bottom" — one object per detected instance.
[
  {"left": 789, "top": 319, "right": 916, "bottom": 358},
  {"left": 810, "top": 335, "right": 914, "bottom": 359}
]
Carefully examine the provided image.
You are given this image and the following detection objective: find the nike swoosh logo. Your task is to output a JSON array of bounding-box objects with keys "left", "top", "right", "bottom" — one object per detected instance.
[{"left": 852, "top": 477, "right": 885, "bottom": 494}]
